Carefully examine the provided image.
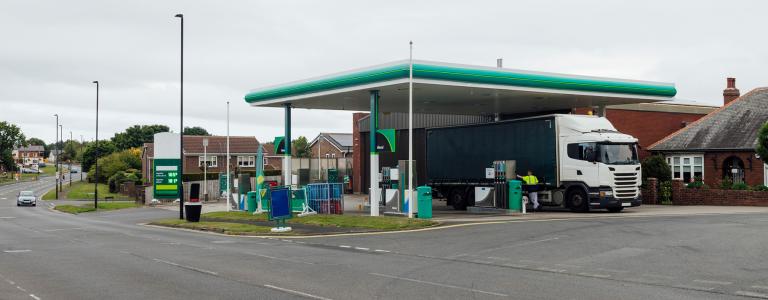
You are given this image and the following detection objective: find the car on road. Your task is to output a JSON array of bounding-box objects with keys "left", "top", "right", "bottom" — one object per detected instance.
[{"left": 17, "top": 191, "right": 36, "bottom": 206}]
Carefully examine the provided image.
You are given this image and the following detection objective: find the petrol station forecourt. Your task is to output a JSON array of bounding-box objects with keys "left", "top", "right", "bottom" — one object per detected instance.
[{"left": 244, "top": 59, "right": 677, "bottom": 217}]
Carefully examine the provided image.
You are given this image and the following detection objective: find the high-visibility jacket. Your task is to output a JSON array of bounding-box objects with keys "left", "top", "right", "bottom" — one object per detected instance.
[{"left": 522, "top": 175, "right": 539, "bottom": 185}]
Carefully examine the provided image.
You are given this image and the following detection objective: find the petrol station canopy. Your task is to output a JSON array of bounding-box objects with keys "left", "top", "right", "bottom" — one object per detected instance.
[{"left": 245, "top": 60, "right": 677, "bottom": 114}]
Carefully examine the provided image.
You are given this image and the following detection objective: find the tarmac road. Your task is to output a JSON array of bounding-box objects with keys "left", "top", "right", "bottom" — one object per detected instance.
[{"left": 1, "top": 178, "right": 767, "bottom": 299}]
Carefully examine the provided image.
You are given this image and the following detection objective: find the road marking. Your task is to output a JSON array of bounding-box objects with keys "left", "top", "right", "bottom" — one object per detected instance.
[
  {"left": 264, "top": 284, "right": 333, "bottom": 300},
  {"left": 29, "top": 294, "right": 41, "bottom": 300},
  {"left": 736, "top": 291, "right": 768, "bottom": 299},
  {"left": 354, "top": 247, "right": 370, "bottom": 251},
  {"left": 338, "top": 245, "right": 351, "bottom": 248},
  {"left": 17, "top": 286, "right": 27, "bottom": 292},
  {"left": 555, "top": 263, "right": 583, "bottom": 269},
  {"left": 152, "top": 258, "right": 218, "bottom": 276},
  {"left": 577, "top": 272, "right": 611, "bottom": 278},
  {"left": 1, "top": 197, "right": 6, "bottom": 200},
  {"left": 673, "top": 284, "right": 714, "bottom": 291},
  {"left": 43, "top": 227, "right": 84, "bottom": 232},
  {"left": 211, "top": 240, "right": 236, "bottom": 244},
  {"left": 693, "top": 279, "right": 732, "bottom": 285},
  {"left": 536, "top": 267, "right": 568, "bottom": 273},
  {"left": 374, "top": 249, "right": 390, "bottom": 253},
  {"left": 502, "top": 263, "right": 528, "bottom": 268},
  {"left": 369, "top": 272, "right": 508, "bottom": 297},
  {"left": 247, "top": 252, "right": 314, "bottom": 265},
  {"left": 753, "top": 286, "right": 768, "bottom": 291},
  {"left": 4, "top": 250, "right": 31, "bottom": 253}
]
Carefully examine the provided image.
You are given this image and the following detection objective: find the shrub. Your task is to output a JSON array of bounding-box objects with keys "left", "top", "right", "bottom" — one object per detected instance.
[
  {"left": 660, "top": 181, "right": 672, "bottom": 204},
  {"left": 732, "top": 182, "right": 749, "bottom": 190},
  {"left": 641, "top": 155, "right": 672, "bottom": 182},
  {"left": 757, "top": 121, "right": 768, "bottom": 162},
  {"left": 753, "top": 185, "right": 768, "bottom": 191},
  {"left": 719, "top": 177, "right": 733, "bottom": 190}
]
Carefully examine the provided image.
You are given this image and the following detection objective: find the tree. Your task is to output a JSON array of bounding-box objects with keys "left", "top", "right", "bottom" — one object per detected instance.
[
  {"left": 292, "top": 136, "right": 310, "bottom": 158},
  {"left": 183, "top": 126, "right": 210, "bottom": 136},
  {"left": 641, "top": 155, "right": 672, "bottom": 182},
  {"left": 87, "top": 148, "right": 141, "bottom": 183},
  {"left": 757, "top": 121, "right": 768, "bottom": 162},
  {"left": 81, "top": 140, "right": 117, "bottom": 173},
  {"left": 0, "top": 121, "right": 25, "bottom": 171},
  {"left": 112, "top": 124, "right": 169, "bottom": 150},
  {"left": 26, "top": 137, "right": 45, "bottom": 146}
]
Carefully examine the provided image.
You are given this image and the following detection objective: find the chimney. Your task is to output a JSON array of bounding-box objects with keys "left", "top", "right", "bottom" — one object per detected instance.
[{"left": 723, "top": 77, "right": 740, "bottom": 105}]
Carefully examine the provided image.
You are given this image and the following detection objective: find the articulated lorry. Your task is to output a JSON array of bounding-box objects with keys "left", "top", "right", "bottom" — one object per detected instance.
[{"left": 426, "top": 114, "right": 642, "bottom": 212}]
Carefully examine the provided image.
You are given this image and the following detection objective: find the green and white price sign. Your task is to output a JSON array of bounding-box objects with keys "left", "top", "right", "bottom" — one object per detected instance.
[{"left": 154, "top": 158, "right": 181, "bottom": 199}]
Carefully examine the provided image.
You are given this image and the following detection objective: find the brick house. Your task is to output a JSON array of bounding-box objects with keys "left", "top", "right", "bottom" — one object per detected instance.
[
  {"left": 13, "top": 145, "right": 45, "bottom": 166},
  {"left": 649, "top": 78, "right": 768, "bottom": 187},
  {"left": 141, "top": 136, "right": 278, "bottom": 183},
  {"left": 309, "top": 133, "right": 353, "bottom": 159}
]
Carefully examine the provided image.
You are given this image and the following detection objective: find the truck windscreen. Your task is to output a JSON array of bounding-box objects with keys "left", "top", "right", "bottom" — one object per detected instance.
[{"left": 598, "top": 143, "right": 639, "bottom": 165}]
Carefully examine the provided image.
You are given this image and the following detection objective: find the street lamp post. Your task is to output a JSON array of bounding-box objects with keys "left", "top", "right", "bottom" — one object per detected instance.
[
  {"left": 93, "top": 80, "right": 99, "bottom": 210},
  {"left": 175, "top": 13, "right": 184, "bottom": 219},
  {"left": 69, "top": 131, "right": 72, "bottom": 187},
  {"left": 59, "top": 124, "right": 63, "bottom": 193},
  {"left": 53, "top": 114, "right": 59, "bottom": 200},
  {"left": 80, "top": 135, "right": 83, "bottom": 181}
]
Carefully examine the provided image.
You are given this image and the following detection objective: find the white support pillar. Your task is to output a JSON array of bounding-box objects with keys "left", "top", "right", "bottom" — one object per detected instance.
[{"left": 369, "top": 90, "right": 380, "bottom": 217}]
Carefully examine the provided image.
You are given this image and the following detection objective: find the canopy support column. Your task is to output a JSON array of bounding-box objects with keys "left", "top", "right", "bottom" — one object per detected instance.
[
  {"left": 283, "top": 103, "right": 292, "bottom": 186},
  {"left": 369, "top": 90, "right": 380, "bottom": 217}
]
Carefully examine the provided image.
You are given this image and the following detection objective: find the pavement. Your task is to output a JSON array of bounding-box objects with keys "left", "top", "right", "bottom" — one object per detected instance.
[{"left": 2, "top": 178, "right": 768, "bottom": 299}]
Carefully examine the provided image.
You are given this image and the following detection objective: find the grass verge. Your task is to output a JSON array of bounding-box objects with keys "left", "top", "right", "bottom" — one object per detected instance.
[
  {"left": 43, "top": 182, "right": 129, "bottom": 201},
  {"left": 291, "top": 214, "right": 437, "bottom": 230},
  {"left": 54, "top": 201, "right": 139, "bottom": 214},
  {"left": 149, "top": 219, "right": 274, "bottom": 235}
]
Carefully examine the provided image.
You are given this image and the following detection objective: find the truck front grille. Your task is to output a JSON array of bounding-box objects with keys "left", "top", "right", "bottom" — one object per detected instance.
[{"left": 613, "top": 172, "right": 638, "bottom": 199}]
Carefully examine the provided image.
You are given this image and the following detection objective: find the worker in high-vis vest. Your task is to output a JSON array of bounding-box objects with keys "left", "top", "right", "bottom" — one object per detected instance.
[{"left": 518, "top": 169, "right": 540, "bottom": 211}]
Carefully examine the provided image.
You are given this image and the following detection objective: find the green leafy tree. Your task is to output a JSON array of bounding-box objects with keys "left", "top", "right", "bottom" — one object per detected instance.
[
  {"left": 757, "top": 122, "right": 768, "bottom": 163},
  {"left": 292, "top": 136, "right": 310, "bottom": 158},
  {"left": 112, "top": 124, "right": 169, "bottom": 150},
  {"left": 87, "top": 148, "right": 141, "bottom": 183},
  {"left": 0, "top": 121, "right": 25, "bottom": 171},
  {"left": 81, "top": 140, "right": 117, "bottom": 173},
  {"left": 641, "top": 155, "right": 672, "bottom": 182},
  {"left": 183, "top": 126, "right": 211, "bottom": 136}
]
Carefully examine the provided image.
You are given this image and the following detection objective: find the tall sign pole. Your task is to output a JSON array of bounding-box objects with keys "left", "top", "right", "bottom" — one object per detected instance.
[
  {"left": 92, "top": 81, "right": 99, "bottom": 210},
  {"left": 175, "top": 13, "right": 184, "bottom": 219},
  {"left": 54, "top": 114, "right": 59, "bottom": 200},
  {"left": 408, "top": 41, "right": 414, "bottom": 219},
  {"left": 226, "top": 101, "right": 231, "bottom": 212}
]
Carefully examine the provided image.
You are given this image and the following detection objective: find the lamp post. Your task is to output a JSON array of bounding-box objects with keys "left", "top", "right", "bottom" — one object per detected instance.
[
  {"left": 69, "top": 131, "right": 72, "bottom": 187},
  {"left": 93, "top": 80, "right": 99, "bottom": 211},
  {"left": 175, "top": 13, "right": 184, "bottom": 219},
  {"left": 59, "top": 124, "right": 63, "bottom": 193},
  {"left": 226, "top": 101, "right": 230, "bottom": 211},
  {"left": 80, "top": 135, "right": 83, "bottom": 181},
  {"left": 53, "top": 114, "right": 59, "bottom": 200}
]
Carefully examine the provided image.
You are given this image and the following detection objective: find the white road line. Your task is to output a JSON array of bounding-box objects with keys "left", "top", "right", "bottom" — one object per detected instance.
[
  {"left": 502, "top": 263, "right": 528, "bottom": 268},
  {"left": 577, "top": 272, "right": 611, "bottom": 278},
  {"left": 211, "top": 240, "right": 236, "bottom": 244},
  {"left": 354, "top": 247, "right": 369, "bottom": 251},
  {"left": 369, "top": 272, "right": 508, "bottom": 297},
  {"left": 736, "top": 291, "right": 768, "bottom": 299},
  {"left": 536, "top": 267, "right": 568, "bottom": 273},
  {"left": 673, "top": 284, "right": 715, "bottom": 291},
  {"left": 4, "top": 250, "right": 31, "bottom": 253},
  {"left": 42, "top": 227, "right": 84, "bottom": 232},
  {"left": 338, "top": 245, "right": 351, "bottom": 248},
  {"left": 693, "top": 279, "right": 732, "bottom": 285},
  {"left": 374, "top": 249, "right": 390, "bottom": 253},
  {"left": 264, "top": 284, "right": 333, "bottom": 300},
  {"left": 29, "top": 294, "right": 41, "bottom": 300},
  {"left": 247, "top": 253, "right": 314, "bottom": 265},
  {"left": 17, "top": 286, "right": 27, "bottom": 292},
  {"left": 152, "top": 258, "right": 218, "bottom": 276},
  {"left": 753, "top": 286, "right": 768, "bottom": 291}
]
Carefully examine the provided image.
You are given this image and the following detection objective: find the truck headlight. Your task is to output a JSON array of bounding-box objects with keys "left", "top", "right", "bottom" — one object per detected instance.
[{"left": 599, "top": 191, "right": 613, "bottom": 197}]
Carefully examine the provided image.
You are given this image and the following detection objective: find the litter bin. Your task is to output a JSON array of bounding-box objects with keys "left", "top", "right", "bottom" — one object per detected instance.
[
  {"left": 247, "top": 191, "right": 259, "bottom": 213},
  {"left": 508, "top": 180, "right": 523, "bottom": 212},
  {"left": 417, "top": 186, "right": 432, "bottom": 219},
  {"left": 185, "top": 204, "right": 202, "bottom": 222}
]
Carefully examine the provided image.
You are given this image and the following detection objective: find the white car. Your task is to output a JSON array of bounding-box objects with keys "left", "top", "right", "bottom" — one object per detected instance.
[{"left": 17, "top": 191, "right": 36, "bottom": 206}]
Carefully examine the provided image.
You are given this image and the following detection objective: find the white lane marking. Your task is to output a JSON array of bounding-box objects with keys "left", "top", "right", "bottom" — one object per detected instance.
[
  {"left": 338, "top": 245, "right": 351, "bottom": 248},
  {"left": 374, "top": 249, "right": 390, "bottom": 253},
  {"left": 693, "top": 279, "right": 732, "bottom": 285},
  {"left": 30, "top": 294, "right": 41, "bottom": 300},
  {"left": 753, "top": 286, "right": 768, "bottom": 291},
  {"left": 673, "top": 284, "right": 714, "bottom": 291},
  {"left": 369, "top": 272, "right": 508, "bottom": 297},
  {"left": 736, "top": 291, "right": 768, "bottom": 299},
  {"left": 502, "top": 263, "right": 528, "bottom": 268},
  {"left": 264, "top": 284, "right": 333, "bottom": 300},
  {"left": 43, "top": 227, "right": 84, "bottom": 232},
  {"left": 152, "top": 258, "right": 218, "bottom": 276},
  {"left": 6, "top": 279, "right": 15, "bottom": 285},
  {"left": 17, "top": 286, "right": 27, "bottom": 292},
  {"left": 354, "top": 247, "right": 369, "bottom": 251},
  {"left": 4, "top": 250, "right": 31, "bottom": 253},
  {"left": 211, "top": 240, "right": 236, "bottom": 244},
  {"left": 537, "top": 267, "right": 568, "bottom": 273},
  {"left": 1, "top": 197, "right": 6, "bottom": 200},
  {"left": 247, "top": 253, "right": 314, "bottom": 265},
  {"left": 577, "top": 272, "right": 611, "bottom": 278}
]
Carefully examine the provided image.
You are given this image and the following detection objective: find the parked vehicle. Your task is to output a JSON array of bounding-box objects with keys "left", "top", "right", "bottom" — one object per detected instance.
[
  {"left": 427, "top": 114, "right": 641, "bottom": 212},
  {"left": 38, "top": 162, "right": 47, "bottom": 168},
  {"left": 17, "top": 191, "right": 36, "bottom": 206},
  {"left": 70, "top": 167, "right": 80, "bottom": 173},
  {"left": 20, "top": 168, "right": 41, "bottom": 174}
]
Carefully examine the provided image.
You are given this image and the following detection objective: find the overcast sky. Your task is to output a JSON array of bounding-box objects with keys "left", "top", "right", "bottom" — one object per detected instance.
[{"left": 1, "top": 0, "right": 766, "bottom": 144}]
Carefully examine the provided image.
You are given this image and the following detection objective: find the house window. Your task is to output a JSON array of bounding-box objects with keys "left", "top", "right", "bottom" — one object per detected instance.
[
  {"left": 667, "top": 154, "right": 703, "bottom": 182},
  {"left": 237, "top": 156, "right": 255, "bottom": 167},
  {"left": 263, "top": 157, "right": 268, "bottom": 166},
  {"left": 198, "top": 155, "right": 217, "bottom": 167}
]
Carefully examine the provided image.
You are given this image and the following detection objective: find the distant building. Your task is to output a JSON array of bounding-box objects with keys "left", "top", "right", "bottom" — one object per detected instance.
[
  {"left": 309, "top": 133, "right": 353, "bottom": 159},
  {"left": 141, "top": 135, "right": 278, "bottom": 184},
  {"left": 14, "top": 145, "right": 45, "bottom": 166},
  {"left": 650, "top": 78, "right": 768, "bottom": 187}
]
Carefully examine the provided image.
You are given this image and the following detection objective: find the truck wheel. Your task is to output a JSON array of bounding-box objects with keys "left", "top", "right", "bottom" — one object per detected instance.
[
  {"left": 450, "top": 189, "right": 468, "bottom": 211},
  {"left": 567, "top": 189, "right": 589, "bottom": 212},
  {"left": 607, "top": 207, "right": 623, "bottom": 213}
]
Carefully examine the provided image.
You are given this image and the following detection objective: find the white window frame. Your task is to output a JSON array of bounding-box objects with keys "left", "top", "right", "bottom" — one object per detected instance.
[
  {"left": 198, "top": 155, "right": 217, "bottom": 167},
  {"left": 666, "top": 154, "right": 704, "bottom": 182},
  {"left": 237, "top": 155, "right": 255, "bottom": 167}
]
